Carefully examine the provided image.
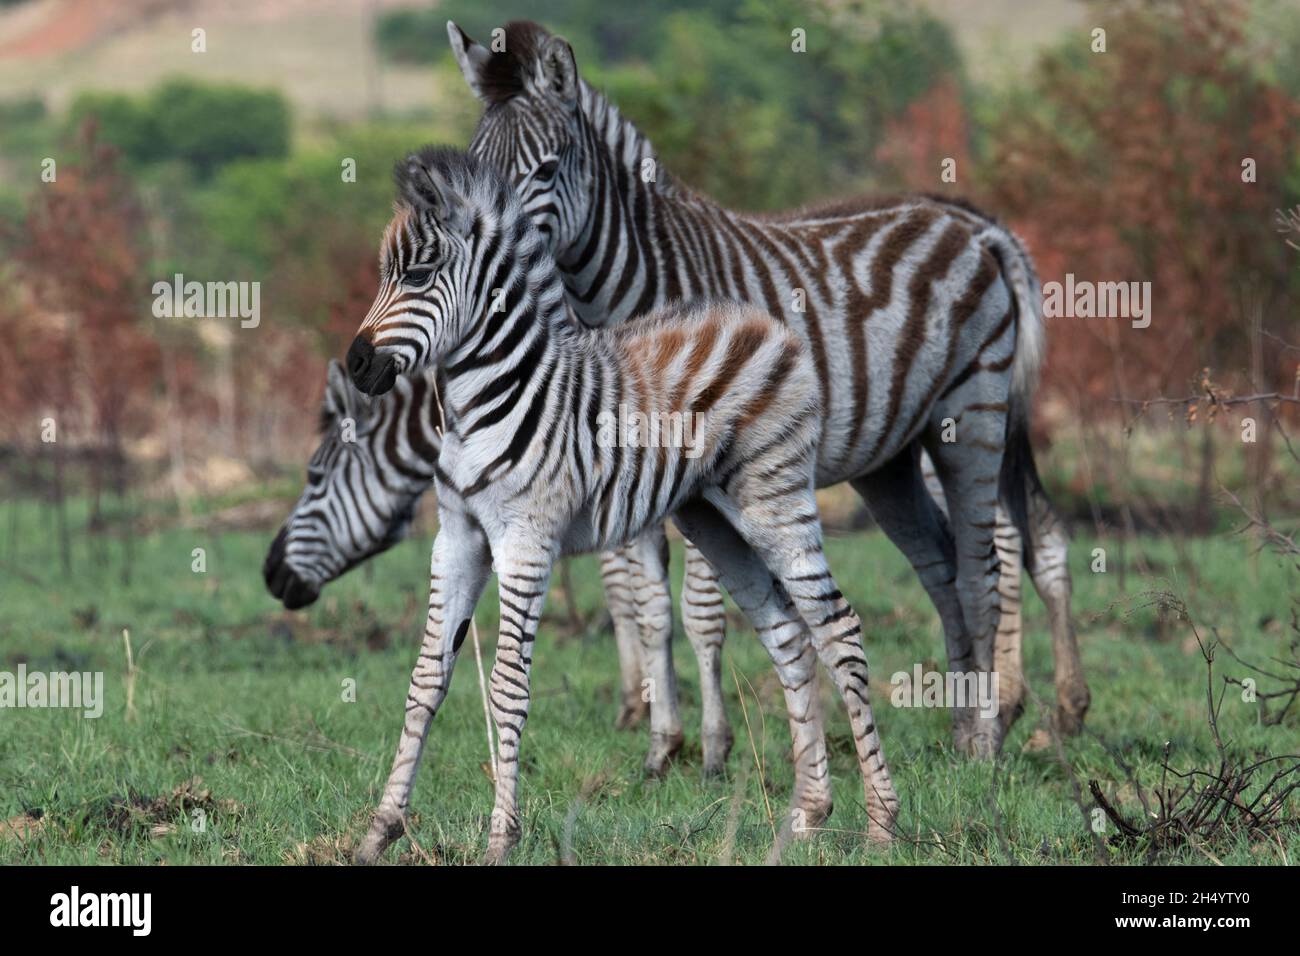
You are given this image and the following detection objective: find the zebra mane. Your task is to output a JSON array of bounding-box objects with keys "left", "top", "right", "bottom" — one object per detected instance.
[
  {"left": 392, "top": 145, "right": 519, "bottom": 222},
  {"left": 472, "top": 20, "right": 553, "bottom": 106}
]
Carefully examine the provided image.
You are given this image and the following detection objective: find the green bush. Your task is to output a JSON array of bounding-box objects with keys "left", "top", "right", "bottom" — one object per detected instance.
[{"left": 68, "top": 80, "right": 291, "bottom": 178}]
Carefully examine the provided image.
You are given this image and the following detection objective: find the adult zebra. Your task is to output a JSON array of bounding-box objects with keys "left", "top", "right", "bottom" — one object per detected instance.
[
  {"left": 445, "top": 19, "right": 1089, "bottom": 755},
  {"left": 346, "top": 146, "right": 903, "bottom": 863}
]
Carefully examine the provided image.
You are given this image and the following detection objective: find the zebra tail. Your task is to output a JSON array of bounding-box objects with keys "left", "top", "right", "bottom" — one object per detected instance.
[{"left": 985, "top": 231, "right": 1046, "bottom": 572}]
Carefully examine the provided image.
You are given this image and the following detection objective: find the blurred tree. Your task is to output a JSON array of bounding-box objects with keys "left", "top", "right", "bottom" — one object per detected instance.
[
  {"left": 4, "top": 121, "right": 157, "bottom": 565},
  {"left": 68, "top": 79, "right": 290, "bottom": 179},
  {"left": 383, "top": 0, "right": 963, "bottom": 209},
  {"left": 983, "top": 0, "right": 1300, "bottom": 407}
]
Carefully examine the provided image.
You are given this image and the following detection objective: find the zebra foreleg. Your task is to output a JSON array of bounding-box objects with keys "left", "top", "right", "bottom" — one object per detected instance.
[
  {"left": 483, "top": 533, "right": 557, "bottom": 865},
  {"left": 355, "top": 510, "right": 492, "bottom": 864}
]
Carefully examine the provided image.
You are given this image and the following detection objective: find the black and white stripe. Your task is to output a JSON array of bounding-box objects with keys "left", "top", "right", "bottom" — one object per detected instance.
[
  {"left": 348, "top": 147, "right": 899, "bottom": 863},
  {"left": 447, "top": 19, "right": 1090, "bottom": 752}
]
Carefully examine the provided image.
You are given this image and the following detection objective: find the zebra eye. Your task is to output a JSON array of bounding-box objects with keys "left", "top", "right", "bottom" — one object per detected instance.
[
  {"left": 403, "top": 266, "right": 433, "bottom": 285},
  {"left": 534, "top": 159, "right": 559, "bottom": 181},
  {"left": 307, "top": 464, "right": 326, "bottom": 484}
]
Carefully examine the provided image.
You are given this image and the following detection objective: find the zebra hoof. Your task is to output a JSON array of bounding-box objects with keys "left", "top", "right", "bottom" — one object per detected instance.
[
  {"left": 1055, "top": 685, "right": 1091, "bottom": 736},
  {"left": 482, "top": 833, "right": 518, "bottom": 865},
  {"left": 642, "top": 730, "right": 685, "bottom": 778},
  {"left": 952, "top": 713, "right": 1002, "bottom": 758},
  {"left": 354, "top": 814, "right": 405, "bottom": 865},
  {"left": 700, "top": 731, "right": 734, "bottom": 777},
  {"left": 614, "top": 697, "right": 649, "bottom": 731}
]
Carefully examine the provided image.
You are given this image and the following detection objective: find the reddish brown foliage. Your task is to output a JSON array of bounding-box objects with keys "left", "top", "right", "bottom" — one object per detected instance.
[
  {"left": 4, "top": 120, "right": 158, "bottom": 449},
  {"left": 876, "top": 77, "right": 972, "bottom": 194},
  {"left": 983, "top": 0, "right": 1300, "bottom": 412}
]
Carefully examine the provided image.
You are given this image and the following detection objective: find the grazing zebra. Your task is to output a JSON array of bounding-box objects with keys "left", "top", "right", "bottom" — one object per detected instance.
[
  {"left": 260, "top": 358, "right": 721, "bottom": 760},
  {"left": 346, "top": 146, "right": 904, "bottom": 863},
  {"left": 446, "top": 19, "right": 1091, "bottom": 754},
  {"left": 262, "top": 362, "right": 437, "bottom": 611}
]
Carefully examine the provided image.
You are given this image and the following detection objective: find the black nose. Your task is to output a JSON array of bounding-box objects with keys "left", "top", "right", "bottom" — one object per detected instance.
[
  {"left": 263, "top": 527, "right": 319, "bottom": 610},
  {"left": 347, "top": 336, "right": 398, "bottom": 395},
  {"left": 347, "top": 336, "right": 374, "bottom": 381}
]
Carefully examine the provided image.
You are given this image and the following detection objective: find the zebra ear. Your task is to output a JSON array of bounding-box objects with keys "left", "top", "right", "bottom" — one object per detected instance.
[
  {"left": 537, "top": 35, "right": 578, "bottom": 105},
  {"left": 402, "top": 157, "right": 473, "bottom": 236},
  {"left": 447, "top": 21, "right": 491, "bottom": 102},
  {"left": 326, "top": 357, "right": 373, "bottom": 421},
  {"left": 325, "top": 358, "right": 355, "bottom": 413}
]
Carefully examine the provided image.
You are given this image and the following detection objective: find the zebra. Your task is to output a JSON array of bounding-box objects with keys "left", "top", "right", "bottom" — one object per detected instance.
[
  {"left": 260, "top": 361, "right": 1065, "bottom": 768},
  {"left": 260, "top": 358, "right": 726, "bottom": 761},
  {"left": 345, "top": 146, "right": 911, "bottom": 863},
  {"left": 445, "top": 19, "right": 1090, "bottom": 754},
  {"left": 262, "top": 360, "right": 437, "bottom": 611}
]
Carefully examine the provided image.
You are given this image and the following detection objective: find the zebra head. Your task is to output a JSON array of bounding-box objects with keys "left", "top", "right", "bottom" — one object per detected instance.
[
  {"left": 346, "top": 146, "right": 539, "bottom": 396},
  {"left": 263, "top": 359, "right": 426, "bottom": 609},
  {"left": 448, "top": 20, "right": 592, "bottom": 256}
]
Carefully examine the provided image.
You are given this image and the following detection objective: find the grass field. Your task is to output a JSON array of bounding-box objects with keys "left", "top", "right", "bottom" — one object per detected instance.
[{"left": 1, "top": 493, "right": 1297, "bottom": 865}]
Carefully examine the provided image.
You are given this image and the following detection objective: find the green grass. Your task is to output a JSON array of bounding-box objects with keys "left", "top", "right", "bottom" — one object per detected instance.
[{"left": 1, "top": 498, "right": 1296, "bottom": 865}]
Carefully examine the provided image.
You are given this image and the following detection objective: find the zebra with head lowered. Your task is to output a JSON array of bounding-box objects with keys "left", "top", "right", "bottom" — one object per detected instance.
[
  {"left": 261, "top": 358, "right": 724, "bottom": 758},
  {"left": 446, "top": 19, "right": 1089, "bottom": 755},
  {"left": 345, "top": 146, "right": 902, "bottom": 864}
]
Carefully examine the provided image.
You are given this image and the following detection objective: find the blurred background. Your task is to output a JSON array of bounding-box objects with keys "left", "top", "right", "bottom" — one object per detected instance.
[{"left": 1, "top": 0, "right": 1296, "bottom": 560}]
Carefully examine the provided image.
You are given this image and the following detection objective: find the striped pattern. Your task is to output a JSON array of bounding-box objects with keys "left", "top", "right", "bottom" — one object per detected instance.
[
  {"left": 449, "top": 19, "right": 1090, "bottom": 750},
  {"left": 264, "top": 356, "right": 738, "bottom": 774},
  {"left": 349, "top": 147, "right": 898, "bottom": 864},
  {"left": 262, "top": 362, "right": 438, "bottom": 609}
]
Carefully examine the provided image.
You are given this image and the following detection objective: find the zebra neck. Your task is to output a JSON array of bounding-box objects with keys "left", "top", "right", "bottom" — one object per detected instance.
[
  {"left": 566, "top": 83, "right": 729, "bottom": 323},
  {"left": 439, "top": 282, "right": 576, "bottom": 439}
]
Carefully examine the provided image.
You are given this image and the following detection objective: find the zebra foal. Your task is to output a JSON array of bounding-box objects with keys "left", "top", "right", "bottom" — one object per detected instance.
[{"left": 347, "top": 146, "right": 897, "bottom": 864}]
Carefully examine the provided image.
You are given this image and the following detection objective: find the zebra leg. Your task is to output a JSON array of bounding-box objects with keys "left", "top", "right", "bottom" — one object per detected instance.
[
  {"left": 680, "top": 539, "right": 733, "bottom": 776},
  {"left": 355, "top": 511, "right": 492, "bottom": 865},
  {"left": 600, "top": 548, "right": 649, "bottom": 730},
  {"left": 991, "top": 510, "right": 1026, "bottom": 735},
  {"left": 671, "top": 504, "right": 834, "bottom": 836},
  {"left": 924, "top": 404, "right": 1008, "bottom": 758},
  {"left": 851, "top": 451, "right": 974, "bottom": 733},
  {"left": 483, "top": 534, "right": 556, "bottom": 865},
  {"left": 696, "top": 491, "right": 900, "bottom": 846},
  {"left": 914, "top": 449, "right": 1029, "bottom": 739},
  {"left": 624, "top": 527, "right": 684, "bottom": 777},
  {"left": 1027, "top": 484, "right": 1091, "bottom": 734}
]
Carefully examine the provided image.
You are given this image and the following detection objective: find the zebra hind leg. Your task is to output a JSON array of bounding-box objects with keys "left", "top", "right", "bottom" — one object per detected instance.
[
  {"left": 698, "top": 488, "right": 900, "bottom": 846},
  {"left": 852, "top": 452, "right": 977, "bottom": 747},
  {"left": 991, "top": 507, "right": 1026, "bottom": 735},
  {"left": 1026, "top": 483, "right": 1090, "bottom": 734},
  {"left": 671, "top": 502, "right": 835, "bottom": 841},
  {"left": 924, "top": 397, "right": 1009, "bottom": 758},
  {"left": 680, "top": 540, "right": 733, "bottom": 776}
]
